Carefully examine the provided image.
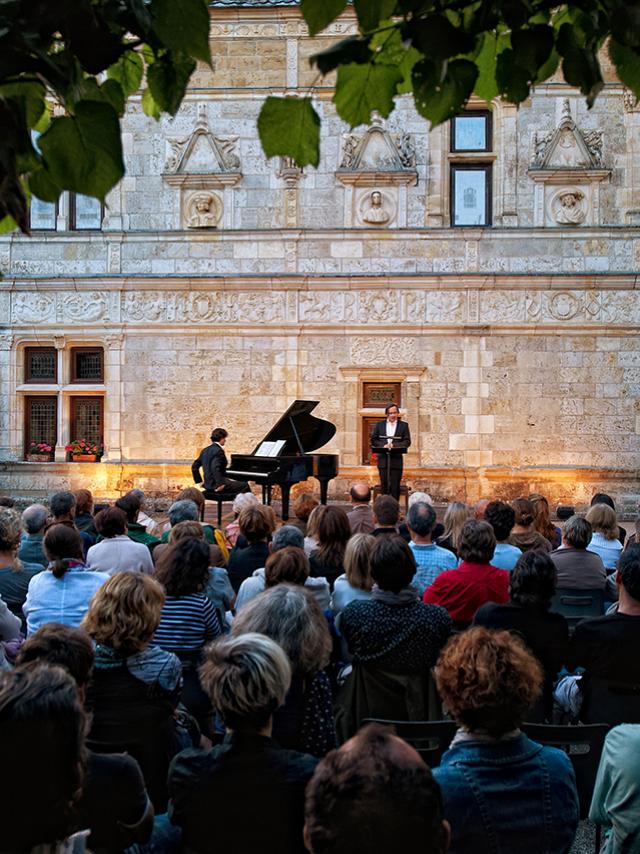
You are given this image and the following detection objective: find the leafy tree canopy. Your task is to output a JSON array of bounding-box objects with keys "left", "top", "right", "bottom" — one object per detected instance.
[
  {"left": 258, "top": 0, "right": 640, "bottom": 167},
  {"left": 0, "top": 0, "right": 211, "bottom": 234}
]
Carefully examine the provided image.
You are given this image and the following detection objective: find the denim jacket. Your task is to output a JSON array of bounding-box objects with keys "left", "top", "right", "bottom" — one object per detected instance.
[
  {"left": 434, "top": 732, "right": 579, "bottom": 853},
  {"left": 23, "top": 563, "right": 109, "bottom": 635}
]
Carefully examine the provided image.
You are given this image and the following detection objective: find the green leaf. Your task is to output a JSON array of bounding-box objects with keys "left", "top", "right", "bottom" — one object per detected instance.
[
  {"left": 108, "top": 50, "right": 144, "bottom": 97},
  {"left": 147, "top": 51, "right": 196, "bottom": 115},
  {"left": 66, "top": 77, "right": 125, "bottom": 116},
  {"left": 495, "top": 49, "right": 531, "bottom": 103},
  {"left": 0, "top": 214, "right": 19, "bottom": 235},
  {"left": 151, "top": 0, "right": 211, "bottom": 65},
  {"left": 311, "top": 36, "right": 372, "bottom": 76},
  {"left": 396, "top": 45, "right": 424, "bottom": 94},
  {"left": 510, "top": 25, "right": 554, "bottom": 77},
  {"left": 412, "top": 58, "right": 478, "bottom": 126},
  {"left": 611, "top": 6, "right": 640, "bottom": 48},
  {"left": 609, "top": 39, "right": 640, "bottom": 99},
  {"left": 534, "top": 47, "right": 560, "bottom": 84},
  {"left": 28, "top": 167, "right": 61, "bottom": 204},
  {"left": 257, "top": 96, "right": 320, "bottom": 168},
  {"left": 142, "top": 86, "right": 161, "bottom": 119},
  {"left": 561, "top": 48, "right": 603, "bottom": 107},
  {"left": 354, "top": 0, "right": 397, "bottom": 33},
  {"left": 334, "top": 62, "right": 403, "bottom": 126},
  {"left": 411, "top": 14, "right": 474, "bottom": 61},
  {"left": 0, "top": 81, "right": 47, "bottom": 129},
  {"left": 473, "top": 32, "right": 501, "bottom": 102},
  {"left": 37, "top": 101, "right": 124, "bottom": 200},
  {"left": 300, "top": 0, "right": 347, "bottom": 37},
  {"left": 100, "top": 79, "right": 125, "bottom": 116}
]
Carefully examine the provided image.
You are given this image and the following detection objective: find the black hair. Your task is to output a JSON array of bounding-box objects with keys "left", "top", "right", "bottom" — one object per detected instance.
[
  {"left": 620, "top": 545, "right": 640, "bottom": 603},
  {"left": 484, "top": 501, "right": 516, "bottom": 542},
  {"left": 509, "top": 550, "right": 557, "bottom": 609},
  {"left": 211, "top": 427, "right": 228, "bottom": 443},
  {"left": 370, "top": 535, "right": 416, "bottom": 593}
]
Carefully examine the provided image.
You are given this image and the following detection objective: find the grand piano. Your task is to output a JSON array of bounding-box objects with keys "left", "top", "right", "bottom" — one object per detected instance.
[{"left": 226, "top": 400, "right": 339, "bottom": 520}]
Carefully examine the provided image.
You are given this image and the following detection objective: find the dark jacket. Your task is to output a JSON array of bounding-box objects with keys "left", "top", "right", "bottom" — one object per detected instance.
[{"left": 192, "top": 443, "right": 227, "bottom": 491}]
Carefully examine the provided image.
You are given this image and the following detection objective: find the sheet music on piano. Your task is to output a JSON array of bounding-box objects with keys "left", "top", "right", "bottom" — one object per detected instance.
[{"left": 255, "top": 439, "right": 286, "bottom": 458}]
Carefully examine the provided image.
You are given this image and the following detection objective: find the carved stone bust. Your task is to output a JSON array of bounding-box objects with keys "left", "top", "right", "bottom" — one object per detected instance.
[
  {"left": 361, "top": 191, "right": 390, "bottom": 225},
  {"left": 552, "top": 189, "right": 587, "bottom": 225},
  {"left": 185, "top": 192, "right": 222, "bottom": 228}
]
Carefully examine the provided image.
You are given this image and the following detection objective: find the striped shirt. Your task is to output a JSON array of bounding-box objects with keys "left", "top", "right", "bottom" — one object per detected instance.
[{"left": 154, "top": 593, "right": 221, "bottom": 652}]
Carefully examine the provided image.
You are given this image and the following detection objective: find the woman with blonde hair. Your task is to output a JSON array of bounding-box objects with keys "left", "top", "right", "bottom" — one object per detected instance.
[
  {"left": 331, "top": 532, "right": 375, "bottom": 615},
  {"left": 436, "top": 501, "right": 472, "bottom": 557},
  {"left": 0, "top": 507, "right": 44, "bottom": 623},
  {"left": 81, "top": 571, "right": 186, "bottom": 810},
  {"left": 529, "top": 493, "right": 561, "bottom": 549},
  {"left": 586, "top": 503, "right": 623, "bottom": 571}
]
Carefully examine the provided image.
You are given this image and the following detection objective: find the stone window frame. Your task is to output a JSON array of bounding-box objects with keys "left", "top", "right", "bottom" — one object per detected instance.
[
  {"left": 29, "top": 192, "right": 104, "bottom": 232},
  {"left": 446, "top": 102, "right": 497, "bottom": 228},
  {"left": 68, "top": 193, "right": 105, "bottom": 231}
]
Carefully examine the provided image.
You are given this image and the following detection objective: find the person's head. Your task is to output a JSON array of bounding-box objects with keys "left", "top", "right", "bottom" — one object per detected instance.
[
  {"left": 168, "top": 499, "right": 199, "bottom": 528},
  {"left": 474, "top": 499, "right": 489, "bottom": 520},
  {"left": 81, "top": 572, "right": 165, "bottom": 655},
  {"left": 562, "top": 515, "right": 592, "bottom": 550},
  {"left": 73, "top": 489, "right": 94, "bottom": 516},
  {"left": 176, "top": 487, "right": 205, "bottom": 513},
  {"left": 0, "top": 496, "right": 15, "bottom": 508},
  {"left": 457, "top": 519, "right": 496, "bottom": 564},
  {"left": 264, "top": 547, "right": 310, "bottom": 588},
  {"left": 509, "top": 551, "right": 557, "bottom": 610},
  {"left": 344, "top": 533, "right": 375, "bottom": 592},
  {"left": 50, "top": 490, "right": 76, "bottom": 520},
  {"left": 385, "top": 403, "right": 399, "bottom": 423},
  {"left": 271, "top": 524, "right": 305, "bottom": 551},
  {"left": 529, "top": 493, "right": 556, "bottom": 539},
  {"left": 232, "top": 491, "right": 259, "bottom": 518},
  {"left": 618, "top": 545, "right": 640, "bottom": 603},
  {"left": 350, "top": 483, "right": 372, "bottom": 505},
  {"left": 115, "top": 492, "right": 141, "bottom": 524},
  {"left": 18, "top": 624, "right": 94, "bottom": 690},
  {"left": 22, "top": 503, "right": 49, "bottom": 535},
  {"left": 154, "top": 537, "right": 211, "bottom": 596},
  {"left": 168, "top": 520, "right": 205, "bottom": 543},
  {"left": 484, "top": 501, "right": 515, "bottom": 543},
  {"left": 591, "top": 492, "right": 616, "bottom": 510},
  {"left": 370, "top": 535, "right": 416, "bottom": 594},
  {"left": 585, "top": 503, "right": 618, "bottom": 540},
  {"left": 511, "top": 498, "right": 535, "bottom": 529},
  {"left": 0, "top": 664, "right": 87, "bottom": 850},
  {"left": 127, "top": 488, "right": 146, "bottom": 508},
  {"left": 210, "top": 427, "right": 228, "bottom": 444},
  {"left": 94, "top": 506, "right": 127, "bottom": 539},
  {"left": 0, "top": 507, "right": 22, "bottom": 560},
  {"left": 441, "top": 502, "right": 472, "bottom": 548},
  {"left": 232, "top": 584, "right": 331, "bottom": 677},
  {"left": 435, "top": 627, "right": 542, "bottom": 737},
  {"left": 200, "top": 633, "right": 291, "bottom": 733},
  {"left": 373, "top": 494, "right": 400, "bottom": 527},
  {"left": 313, "top": 505, "right": 351, "bottom": 566},
  {"left": 43, "top": 524, "right": 84, "bottom": 578},
  {"left": 408, "top": 491, "right": 434, "bottom": 508},
  {"left": 406, "top": 502, "right": 437, "bottom": 540},
  {"left": 293, "top": 493, "right": 320, "bottom": 522},
  {"left": 304, "top": 723, "right": 449, "bottom": 854},
  {"left": 238, "top": 504, "right": 274, "bottom": 543}
]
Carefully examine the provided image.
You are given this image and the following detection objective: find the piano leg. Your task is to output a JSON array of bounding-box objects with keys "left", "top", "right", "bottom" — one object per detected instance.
[
  {"left": 280, "top": 484, "right": 291, "bottom": 521},
  {"left": 318, "top": 477, "right": 330, "bottom": 506},
  {"left": 262, "top": 484, "right": 268, "bottom": 505}
]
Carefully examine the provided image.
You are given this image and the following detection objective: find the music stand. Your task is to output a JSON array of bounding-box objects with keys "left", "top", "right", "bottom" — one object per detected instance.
[{"left": 371, "top": 435, "right": 410, "bottom": 496}]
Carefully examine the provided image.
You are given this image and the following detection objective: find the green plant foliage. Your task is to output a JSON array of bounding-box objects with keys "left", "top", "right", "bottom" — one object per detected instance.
[
  {"left": 257, "top": 97, "right": 321, "bottom": 168},
  {"left": 335, "top": 62, "right": 404, "bottom": 126},
  {"left": 300, "top": 0, "right": 348, "bottom": 38}
]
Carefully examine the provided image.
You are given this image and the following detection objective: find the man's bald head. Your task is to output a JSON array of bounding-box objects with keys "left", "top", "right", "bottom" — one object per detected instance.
[
  {"left": 350, "top": 483, "right": 371, "bottom": 505},
  {"left": 22, "top": 504, "right": 49, "bottom": 535},
  {"left": 474, "top": 499, "right": 490, "bottom": 520}
]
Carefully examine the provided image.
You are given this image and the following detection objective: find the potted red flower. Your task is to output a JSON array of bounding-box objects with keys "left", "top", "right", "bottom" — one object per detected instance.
[
  {"left": 26, "top": 442, "right": 54, "bottom": 462},
  {"left": 65, "top": 438, "right": 103, "bottom": 462}
]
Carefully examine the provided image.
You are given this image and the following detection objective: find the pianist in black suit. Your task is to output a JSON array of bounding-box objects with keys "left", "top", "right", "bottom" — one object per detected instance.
[
  {"left": 192, "top": 428, "right": 251, "bottom": 496},
  {"left": 370, "top": 405, "right": 411, "bottom": 501}
]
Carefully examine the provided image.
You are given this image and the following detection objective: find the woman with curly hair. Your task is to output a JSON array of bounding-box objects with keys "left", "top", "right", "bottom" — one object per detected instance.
[
  {"left": 232, "top": 584, "right": 336, "bottom": 757},
  {"left": 433, "top": 627, "right": 579, "bottom": 853},
  {"left": 0, "top": 506, "right": 44, "bottom": 623},
  {"left": 529, "top": 493, "right": 562, "bottom": 549}
]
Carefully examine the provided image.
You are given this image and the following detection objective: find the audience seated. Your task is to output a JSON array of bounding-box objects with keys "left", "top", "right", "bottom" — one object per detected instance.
[
  {"left": 592, "top": 492, "right": 627, "bottom": 546},
  {"left": 589, "top": 724, "right": 640, "bottom": 853},
  {"left": 397, "top": 491, "right": 445, "bottom": 543},
  {"left": 224, "top": 491, "right": 259, "bottom": 547},
  {"left": 86, "top": 506, "right": 155, "bottom": 575},
  {"left": 48, "top": 489, "right": 95, "bottom": 554},
  {"left": 473, "top": 550, "right": 569, "bottom": 720},
  {"left": 309, "top": 505, "right": 352, "bottom": 589},
  {"left": 331, "top": 532, "right": 375, "bottom": 615},
  {"left": 233, "top": 584, "right": 336, "bottom": 757},
  {"left": 115, "top": 492, "right": 161, "bottom": 553},
  {"left": 160, "top": 493, "right": 229, "bottom": 561},
  {"left": 549, "top": 514, "right": 607, "bottom": 589},
  {"left": 17, "top": 623, "right": 154, "bottom": 853},
  {"left": 236, "top": 528, "right": 330, "bottom": 612},
  {"left": 81, "top": 572, "right": 186, "bottom": 811},
  {"left": 227, "top": 504, "right": 274, "bottom": 592},
  {"left": 346, "top": 484, "right": 375, "bottom": 534},
  {"left": 127, "top": 488, "right": 162, "bottom": 537},
  {"left": 0, "top": 663, "right": 89, "bottom": 852},
  {"left": 406, "top": 502, "right": 458, "bottom": 595},
  {"left": 74, "top": 488, "right": 98, "bottom": 538},
  {"left": 304, "top": 723, "right": 450, "bottom": 854},
  {"left": 434, "top": 627, "right": 579, "bottom": 853},
  {"left": 585, "top": 502, "right": 623, "bottom": 571},
  {"left": 424, "top": 520, "right": 509, "bottom": 628},
  {"left": 530, "top": 492, "right": 562, "bottom": 548},
  {"left": 18, "top": 502, "right": 49, "bottom": 566},
  {"left": 371, "top": 495, "right": 404, "bottom": 540},
  {"left": 508, "top": 498, "right": 553, "bottom": 553},
  {"left": 436, "top": 502, "right": 471, "bottom": 557},
  {"left": 291, "top": 492, "right": 320, "bottom": 537},
  {"left": 168, "top": 633, "right": 318, "bottom": 854},
  {"left": 484, "top": 500, "right": 522, "bottom": 570},
  {"left": 0, "top": 507, "right": 44, "bottom": 622},
  {"left": 24, "top": 524, "right": 109, "bottom": 635}
]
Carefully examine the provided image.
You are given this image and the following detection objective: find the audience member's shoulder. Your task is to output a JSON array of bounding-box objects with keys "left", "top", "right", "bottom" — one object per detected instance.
[{"left": 128, "top": 644, "right": 182, "bottom": 690}]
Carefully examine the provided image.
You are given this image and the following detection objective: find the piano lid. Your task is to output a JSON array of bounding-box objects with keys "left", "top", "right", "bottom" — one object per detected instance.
[{"left": 250, "top": 400, "right": 336, "bottom": 456}]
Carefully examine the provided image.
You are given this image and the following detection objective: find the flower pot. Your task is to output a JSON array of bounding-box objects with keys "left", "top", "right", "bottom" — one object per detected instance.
[
  {"left": 26, "top": 454, "right": 53, "bottom": 462},
  {"left": 72, "top": 454, "right": 99, "bottom": 462}
]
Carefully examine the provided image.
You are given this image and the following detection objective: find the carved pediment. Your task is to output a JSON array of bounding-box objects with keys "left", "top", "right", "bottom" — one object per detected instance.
[
  {"left": 338, "top": 115, "right": 417, "bottom": 179},
  {"left": 532, "top": 99, "right": 604, "bottom": 169},
  {"left": 163, "top": 106, "right": 242, "bottom": 189}
]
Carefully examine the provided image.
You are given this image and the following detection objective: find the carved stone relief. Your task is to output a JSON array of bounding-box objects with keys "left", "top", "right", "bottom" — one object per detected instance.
[
  {"left": 184, "top": 192, "right": 223, "bottom": 228},
  {"left": 12, "top": 293, "right": 56, "bottom": 323},
  {"left": 357, "top": 189, "right": 396, "bottom": 226},
  {"left": 350, "top": 337, "right": 418, "bottom": 365},
  {"left": 549, "top": 187, "right": 588, "bottom": 226}
]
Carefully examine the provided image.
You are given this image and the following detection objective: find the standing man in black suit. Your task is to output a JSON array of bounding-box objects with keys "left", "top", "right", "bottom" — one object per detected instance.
[
  {"left": 370, "top": 404, "right": 411, "bottom": 501},
  {"left": 192, "top": 427, "right": 251, "bottom": 496}
]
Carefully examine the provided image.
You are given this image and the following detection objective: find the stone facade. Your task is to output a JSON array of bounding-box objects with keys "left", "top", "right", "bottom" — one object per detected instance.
[{"left": 0, "top": 3, "right": 639, "bottom": 509}]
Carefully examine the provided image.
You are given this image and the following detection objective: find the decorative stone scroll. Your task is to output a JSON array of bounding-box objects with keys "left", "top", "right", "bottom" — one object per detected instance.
[
  {"left": 336, "top": 114, "right": 417, "bottom": 228},
  {"left": 528, "top": 99, "right": 610, "bottom": 227}
]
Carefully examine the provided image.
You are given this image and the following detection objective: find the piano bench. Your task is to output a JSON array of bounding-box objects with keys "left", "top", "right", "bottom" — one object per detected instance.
[
  {"left": 372, "top": 484, "right": 410, "bottom": 513},
  {"left": 199, "top": 490, "right": 237, "bottom": 527}
]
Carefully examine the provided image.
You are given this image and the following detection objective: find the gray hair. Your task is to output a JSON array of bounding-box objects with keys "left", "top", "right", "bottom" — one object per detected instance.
[
  {"left": 563, "top": 515, "right": 592, "bottom": 550},
  {"left": 50, "top": 491, "right": 76, "bottom": 519},
  {"left": 199, "top": 633, "right": 291, "bottom": 731},
  {"left": 271, "top": 525, "right": 304, "bottom": 551},
  {"left": 408, "top": 491, "right": 433, "bottom": 508},
  {"left": 22, "top": 504, "right": 49, "bottom": 534},
  {"left": 232, "top": 491, "right": 259, "bottom": 516},
  {"left": 168, "top": 499, "right": 199, "bottom": 526}
]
